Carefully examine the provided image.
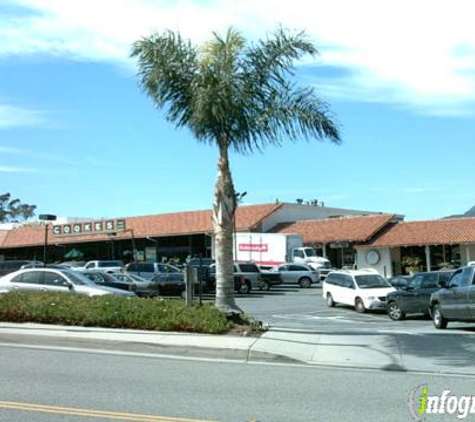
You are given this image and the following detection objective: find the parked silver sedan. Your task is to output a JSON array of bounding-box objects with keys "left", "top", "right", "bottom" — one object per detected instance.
[
  {"left": 0, "top": 268, "right": 136, "bottom": 297},
  {"left": 269, "top": 264, "right": 320, "bottom": 288}
]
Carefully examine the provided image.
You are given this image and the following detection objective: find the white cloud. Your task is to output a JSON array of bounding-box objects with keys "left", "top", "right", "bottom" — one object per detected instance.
[
  {"left": 0, "top": 145, "right": 23, "bottom": 153},
  {"left": 0, "top": 164, "right": 34, "bottom": 172},
  {"left": 2, "top": 0, "right": 475, "bottom": 115},
  {"left": 0, "top": 142, "right": 75, "bottom": 165},
  {"left": 0, "top": 103, "right": 47, "bottom": 128}
]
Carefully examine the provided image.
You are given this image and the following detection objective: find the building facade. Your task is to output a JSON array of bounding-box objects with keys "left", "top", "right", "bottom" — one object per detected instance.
[
  {"left": 3, "top": 201, "right": 475, "bottom": 277},
  {"left": 355, "top": 217, "right": 475, "bottom": 277},
  {"left": 0, "top": 202, "right": 377, "bottom": 265}
]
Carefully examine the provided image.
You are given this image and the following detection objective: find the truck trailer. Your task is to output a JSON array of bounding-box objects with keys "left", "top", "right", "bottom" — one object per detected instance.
[{"left": 233, "top": 232, "right": 331, "bottom": 277}]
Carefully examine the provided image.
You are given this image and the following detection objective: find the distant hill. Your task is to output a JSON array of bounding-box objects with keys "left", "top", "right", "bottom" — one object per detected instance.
[
  {"left": 444, "top": 204, "right": 475, "bottom": 219},
  {"left": 464, "top": 205, "right": 475, "bottom": 217}
]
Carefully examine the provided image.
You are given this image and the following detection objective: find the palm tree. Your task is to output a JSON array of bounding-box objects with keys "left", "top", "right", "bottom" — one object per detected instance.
[{"left": 131, "top": 27, "right": 340, "bottom": 314}]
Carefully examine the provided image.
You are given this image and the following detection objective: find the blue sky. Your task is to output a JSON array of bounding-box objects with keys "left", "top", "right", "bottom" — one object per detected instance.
[{"left": 1, "top": 0, "right": 475, "bottom": 221}]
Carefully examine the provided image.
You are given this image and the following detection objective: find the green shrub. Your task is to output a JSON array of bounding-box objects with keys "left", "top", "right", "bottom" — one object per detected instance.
[{"left": 0, "top": 292, "right": 230, "bottom": 334}]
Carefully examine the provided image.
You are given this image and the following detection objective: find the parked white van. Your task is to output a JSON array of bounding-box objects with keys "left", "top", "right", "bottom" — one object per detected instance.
[{"left": 323, "top": 269, "right": 396, "bottom": 313}]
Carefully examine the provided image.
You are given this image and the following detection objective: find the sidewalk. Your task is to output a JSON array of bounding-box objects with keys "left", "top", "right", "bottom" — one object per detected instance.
[{"left": 0, "top": 322, "right": 473, "bottom": 376}]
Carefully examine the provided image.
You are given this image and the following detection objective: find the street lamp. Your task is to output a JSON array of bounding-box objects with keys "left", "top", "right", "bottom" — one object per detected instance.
[{"left": 39, "top": 214, "right": 57, "bottom": 267}]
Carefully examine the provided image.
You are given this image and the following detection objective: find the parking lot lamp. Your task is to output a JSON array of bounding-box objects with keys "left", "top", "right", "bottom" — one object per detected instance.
[
  {"left": 107, "top": 232, "right": 117, "bottom": 260},
  {"left": 39, "top": 214, "right": 57, "bottom": 267}
]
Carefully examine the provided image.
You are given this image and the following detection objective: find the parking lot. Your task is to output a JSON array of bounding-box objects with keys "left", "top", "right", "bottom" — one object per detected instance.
[{"left": 235, "top": 284, "right": 475, "bottom": 335}]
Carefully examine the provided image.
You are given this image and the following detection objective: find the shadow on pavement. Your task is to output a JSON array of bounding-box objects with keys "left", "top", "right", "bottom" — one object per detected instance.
[{"left": 393, "top": 330, "right": 475, "bottom": 369}]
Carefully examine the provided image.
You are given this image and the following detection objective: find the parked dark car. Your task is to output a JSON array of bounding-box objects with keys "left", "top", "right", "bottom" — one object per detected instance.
[
  {"left": 206, "top": 264, "right": 255, "bottom": 294},
  {"left": 79, "top": 270, "right": 137, "bottom": 293},
  {"left": 149, "top": 273, "right": 186, "bottom": 297},
  {"left": 183, "top": 260, "right": 251, "bottom": 294},
  {"left": 206, "top": 262, "right": 284, "bottom": 293},
  {"left": 0, "top": 260, "right": 44, "bottom": 276},
  {"left": 187, "top": 258, "right": 215, "bottom": 293},
  {"left": 125, "top": 262, "right": 183, "bottom": 281},
  {"left": 387, "top": 275, "right": 413, "bottom": 290},
  {"left": 259, "top": 270, "right": 283, "bottom": 290},
  {"left": 430, "top": 265, "right": 475, "bottom": 329},
  {"left": 386, "top": 270, "right": 454, "bottom": 321},
  {"left": 108, "top": 272, "right": 162, "bottom": 297}
]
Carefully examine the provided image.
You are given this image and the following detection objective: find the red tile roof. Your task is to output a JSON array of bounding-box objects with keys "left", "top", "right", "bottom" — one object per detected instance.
[
  {"left": 363, "top": 217, "right": 475, "bottom": 248},
  {"left": 1, "top": 203, "right": 283, "bottom": 249},
  {"left": 0, "top": 231, "right": 9, "bottom": 247},
  {"left": 271, "top": 214, "right": 396, "bottom": 244}
]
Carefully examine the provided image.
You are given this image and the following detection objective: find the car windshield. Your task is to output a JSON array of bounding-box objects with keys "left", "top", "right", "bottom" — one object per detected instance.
[
  {"left": 159, "top": 264, "right": 180, "bottom": 273},
  {"left": 303, "top": 248, "right": 316, "bottom": 257},
  {"left": 354, "top": 274, "right": 391, "bottom": 289},
  {"left": 239, "top": 264, "right": 259, "bottom": 272},
  {"left": 62, "top": 270, "right": 96, "bottom": 286}
]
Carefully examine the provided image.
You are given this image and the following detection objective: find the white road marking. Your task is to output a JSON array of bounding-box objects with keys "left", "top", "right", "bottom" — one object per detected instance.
[{"left": 272, "top": 314, "right": 357, "bottom": 323}]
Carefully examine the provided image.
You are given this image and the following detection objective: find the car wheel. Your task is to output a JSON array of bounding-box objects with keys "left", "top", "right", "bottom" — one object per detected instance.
[
  {"left": 387, "top": 301, "right": 405, "bottom": 321},
  {"left": 238, "top": 282, "right": 251, "bottom": 294},
  {"left": 432, "top": 304, "right": 448, "bottom": 329},
  {"left": 326, "top": 293, "right": 335, "bottom": 307},
  {"left": 180, "top": 290, "right": 186, "bottom": 299},
  {"left": 258, "top": 281, "right": 270, "bottom": 291},
  {"left": 299, "top": 277, "right": 312, "bottom": 288},
  {"left": 355, "top": 298, "right": 366, "bottom": 313}
]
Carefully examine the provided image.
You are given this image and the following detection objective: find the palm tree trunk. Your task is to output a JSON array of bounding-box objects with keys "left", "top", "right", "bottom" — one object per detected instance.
[{"left": 213, "top": 142, "right": 242, "bottom": 315}]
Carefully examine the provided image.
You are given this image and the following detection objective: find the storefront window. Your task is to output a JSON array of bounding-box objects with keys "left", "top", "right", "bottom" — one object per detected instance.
[{"left": 430, "top": 245, "right": 460, "bottom": 270}]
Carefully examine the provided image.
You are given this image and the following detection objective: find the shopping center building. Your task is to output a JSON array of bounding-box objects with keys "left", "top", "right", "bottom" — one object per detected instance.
[
  {"left": 0, "top": 202, "right": 379, "bottom": 265},
  {"left": 1, "top": 201, "right": 475, "bottom": 276}
]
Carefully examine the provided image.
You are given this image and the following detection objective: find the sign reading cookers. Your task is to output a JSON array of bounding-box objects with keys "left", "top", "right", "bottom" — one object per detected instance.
[{"left": 53, "top": 219, "right": 126, "bottom": 237}]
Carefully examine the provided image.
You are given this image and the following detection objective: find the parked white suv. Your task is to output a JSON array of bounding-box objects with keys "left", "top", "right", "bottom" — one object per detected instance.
[{"left": 322, "top": 269, "right": 396, "bottom": 313}]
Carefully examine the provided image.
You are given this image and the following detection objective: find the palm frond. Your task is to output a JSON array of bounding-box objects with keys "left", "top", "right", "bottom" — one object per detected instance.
[
  {"left": 131, "top": 26, "right": 341, "bottom": 152},
  {"left": 131, "top": 31, "right": 198, "bottom": 128}
]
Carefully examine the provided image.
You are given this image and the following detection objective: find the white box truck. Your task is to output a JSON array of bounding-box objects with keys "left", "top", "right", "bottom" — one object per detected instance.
[{"left": 233, "top": 232, "right": 331, "bottom": 276}]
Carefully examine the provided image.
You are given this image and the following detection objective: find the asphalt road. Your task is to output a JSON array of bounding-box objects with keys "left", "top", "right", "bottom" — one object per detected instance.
[
  {"left": 235, "top": 284, "right": 475, "bottom": 334},
  {"left": 0, "top": 343, "right": 473, "bottom": 422}
]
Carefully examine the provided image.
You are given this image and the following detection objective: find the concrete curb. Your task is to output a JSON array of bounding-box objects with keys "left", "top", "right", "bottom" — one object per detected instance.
[
  {"left": 0, "top": 323, "right": 299, "bottom": 365},
  {"left": 0, "top": 323, "right": 474, "bottom": 376}
]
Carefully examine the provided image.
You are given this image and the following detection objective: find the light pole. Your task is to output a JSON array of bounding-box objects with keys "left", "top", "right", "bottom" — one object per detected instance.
[
  {"left": 39, "top": 214, "right": 57, "bottom": 267},
  {"left": 126, "top": 229, "right": 137, "bottom": 263},
  {"left": 107, "top": 232, "right": 117, "bottom": 260}
]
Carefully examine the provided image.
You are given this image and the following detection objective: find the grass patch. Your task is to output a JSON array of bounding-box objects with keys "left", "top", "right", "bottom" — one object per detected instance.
[{"left": 0, "top": 292, "right": 230, "bottom": 334}]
